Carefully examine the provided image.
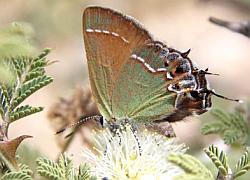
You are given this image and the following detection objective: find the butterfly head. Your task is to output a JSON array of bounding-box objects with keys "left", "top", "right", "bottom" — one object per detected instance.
[
  {"left": 158, "top": 48, "right": 241, "bottom": 122},
  {"left": 174, "top": 68, "right": 241, "bottom": 117}
]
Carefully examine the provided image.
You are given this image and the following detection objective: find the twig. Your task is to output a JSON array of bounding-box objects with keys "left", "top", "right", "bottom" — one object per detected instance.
[{"left": 209, "top": 17, "right": 250, "bottom": 38}]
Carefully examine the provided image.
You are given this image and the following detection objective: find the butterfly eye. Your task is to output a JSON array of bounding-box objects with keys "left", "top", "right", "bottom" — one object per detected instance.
[{"left": 190, "top": 91, "right": 200, "bottom": 98}]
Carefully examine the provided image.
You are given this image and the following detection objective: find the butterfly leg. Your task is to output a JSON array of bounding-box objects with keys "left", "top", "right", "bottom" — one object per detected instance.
[
  {"left": 103, "top": 135, "right": 114, "bottom": 158},
  {"left": 129, "top": 124, "right": 142, "bottom": 156},
  {"left": 103, "top": 127, "right": 127, "bottom": 161},
  {"left": 109, "top": 123, "right": 123, "bottom": 146}
]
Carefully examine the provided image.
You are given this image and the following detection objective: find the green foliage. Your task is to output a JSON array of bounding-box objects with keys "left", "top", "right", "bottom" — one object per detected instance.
[
  {"left": 0, "top": 163, "right": 32, "bottom": 180},
  {"left": 204, "top": 145, "right": 229, "bottom": 176},
  {"left": 0, "top": 21, "right": 53, "bottom": 177},
  {"left": 170, "top": 146, "right": 250, "bottom": 180},
  {"left": 234, "top": 149, "right": 250, "bottom": 178},
  {"left": 10, "top": 105, "right": 43, "bottom": 122},
  {"left": 204, "top": 145, "right": 250, "bottom": 179},
  {"left": 76, "top": 164, "right": 97, "bottom": 180},
  {"left": 0, "top": 48, "right": 52, "bottom": 175},
  {"left": 202, "top": 109, "right": 249, "bottom": 145},
  {"left": 36, "top": 154, "right": 96, "bottom": 180},
  {"left": 0, "top": 171, "right": 32, "bottom": 180},
  {"left": 0, "top": 49, "right": 53, "bottom": 135},
  {"left": 168, "top": 153, "right": 214, "bottom": 180}
]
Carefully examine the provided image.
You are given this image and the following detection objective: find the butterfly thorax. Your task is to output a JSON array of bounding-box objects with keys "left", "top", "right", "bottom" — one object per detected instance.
[{"left": 102, "top": 116, "right": 136, "bottom": 134}]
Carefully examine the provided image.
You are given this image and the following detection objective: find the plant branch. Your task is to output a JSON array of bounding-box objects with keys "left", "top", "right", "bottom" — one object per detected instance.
[{"left": 209, "top": 17, "right": 250, "bottom": 38}]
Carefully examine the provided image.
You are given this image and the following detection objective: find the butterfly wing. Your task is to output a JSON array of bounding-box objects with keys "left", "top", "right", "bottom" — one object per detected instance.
[{"left": 83, "top": 6, "right": 177, "bottom": 122}]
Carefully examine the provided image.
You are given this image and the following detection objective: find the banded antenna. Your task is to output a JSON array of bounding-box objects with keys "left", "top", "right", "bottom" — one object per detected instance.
[{"left": 55, "top": 115, "right": 103, "bottom": 135}]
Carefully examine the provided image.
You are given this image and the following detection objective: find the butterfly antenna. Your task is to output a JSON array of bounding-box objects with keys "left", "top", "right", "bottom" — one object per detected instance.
[
  {"left": 210, "top": 89, "right": 243, "bottom": 103},
  {"left": 55, "top": 115, "right": 103, "bottom": 135}
]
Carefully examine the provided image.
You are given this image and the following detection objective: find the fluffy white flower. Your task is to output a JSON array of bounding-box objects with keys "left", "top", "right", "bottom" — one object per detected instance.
[{"left": 83, "top": 125, "right": 186, "bottom": 180}]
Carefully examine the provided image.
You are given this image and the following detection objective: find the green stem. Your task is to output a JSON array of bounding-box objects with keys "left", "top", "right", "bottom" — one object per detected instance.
[{"left": 0, "top": 122, "right": 9, "bottom": 140}]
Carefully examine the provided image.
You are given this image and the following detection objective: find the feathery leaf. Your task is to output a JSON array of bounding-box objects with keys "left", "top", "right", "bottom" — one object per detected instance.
[
  {"left": 202, "top": 109, "right": 249, "bottom": 145},
  {"left": 168, "top": 153, "right": 214, "bottom": 180},
  {"left": 9, "top": 105, "right": 43, "bottom": 122},
  {"left": 11, "top": 75, "right": 52, "bottom": 110},
  {"left": 36, "top": 157, "right": 63, "bottom": 180},
  {"left": 0, "top": 170, "right": 32, "bottom": 180},
  {"left": 204, "top": 145, "right": 229, "bottom": 176},
  {"left": 234, "top": 149, "right": 250, "bottom": 178},
  {"left": 36, "top": 154, "right": 95, "bottom": 180}
]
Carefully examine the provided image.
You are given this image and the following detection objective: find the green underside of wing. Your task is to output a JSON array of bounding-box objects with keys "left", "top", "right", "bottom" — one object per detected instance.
[
  {"left": 111, "top": 61, "right": 176, "bottom": 123},
  {"left": 88, "top": 58, "right": 114, "bottom": 121},
  {"left": 89, "top": 57, "right": 176, "bottom": 123}
]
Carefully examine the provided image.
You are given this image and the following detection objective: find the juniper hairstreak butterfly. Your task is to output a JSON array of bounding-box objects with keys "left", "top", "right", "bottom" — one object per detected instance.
[{"left": 57, "top": 6, "right": 240, "bottom": 134}]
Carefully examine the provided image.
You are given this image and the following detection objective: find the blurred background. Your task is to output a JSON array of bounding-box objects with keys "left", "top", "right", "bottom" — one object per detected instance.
[{"left": 0, "top": 0, "right": 250, "bottom": 177}]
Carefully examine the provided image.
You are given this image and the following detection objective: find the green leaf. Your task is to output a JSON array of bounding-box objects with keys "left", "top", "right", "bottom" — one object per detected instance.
[
  {"left": 37, "top": 154, "right": 96, "bottom": 180},
  {"left": 0, "top": 171, "right": 32, "bottom": 180},
  {"left": 202, "top": 122, "right": 226, "bottom": 135},
  {"left": 168, "top": 153, "right": 214, "bottom": 180},
  {"left": 0, "top": 48, "right": 53, "bottom": 140},
  {"left": 36, "top": 157, "right": 63, "bottom": 180},
  {"left": 58, "top": 155, "right": 74, "bottom": 179},
  {"left": 9, "top": 105, "right": 43, "bottom": 122},
  {"left": 234, "top": 149, "right": 250, "bottom": 178},
  {"left": 76, "top": 164, "right": 97, "bottom": 180},
  {"left": 204, "top": 145, "right": 229, "bottom": 176},
  {"left": 223, "top": 130, "right": 241, "bottom": 145},
  {"left": 18, "top": 164, "right": 32, "bottom": 176},
  {"left": 11, "top": 75, "right": 53, "bottom": 109},
  {"left": 211, "top": 109, "right": 231, "bottom": 126},
  {"left": 34, "top": 48, "right": 50, "bottom": 60},
  {"left": 11, "top": 56, "right": 30, "bottom": 78},
  {"left": 24, "top": 70, "right": 44, "bottom": 82},
  {"left": 201, "top": 109, "right": 249, "bottom": 145}
]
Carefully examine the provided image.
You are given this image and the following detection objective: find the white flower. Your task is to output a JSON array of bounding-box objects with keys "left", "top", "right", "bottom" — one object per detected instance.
[{"left": 83, "top": 125, "right": 186, "bottom": 180}]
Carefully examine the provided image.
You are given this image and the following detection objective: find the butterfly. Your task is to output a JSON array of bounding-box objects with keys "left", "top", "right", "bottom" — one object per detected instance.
[
  {"left": 80, "top": 6, "right": 241, "bottom": 130},
  {"left": 57, "top": 6, "right": 240, "bottom": 135}
]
